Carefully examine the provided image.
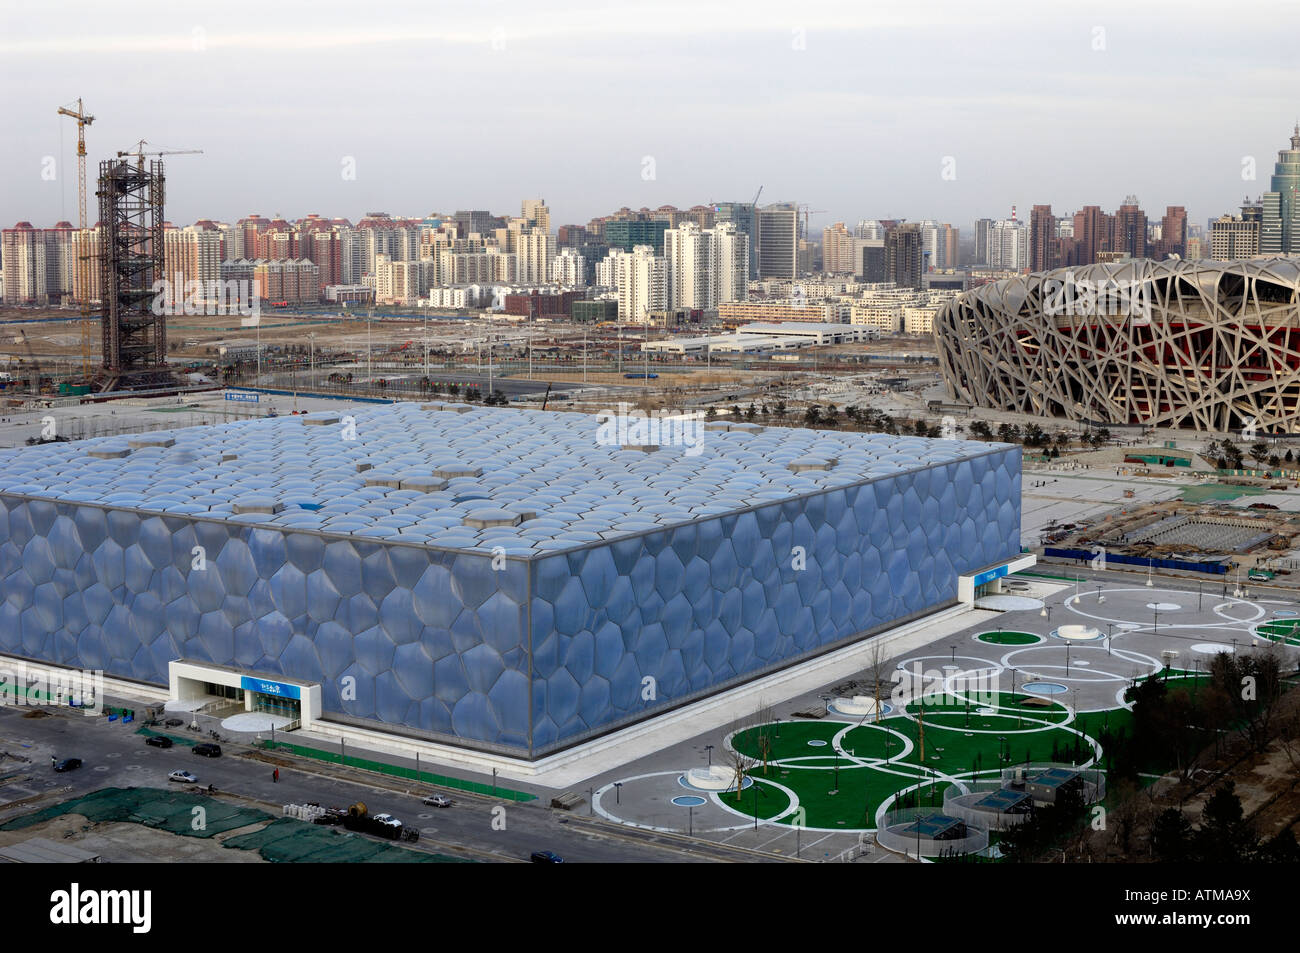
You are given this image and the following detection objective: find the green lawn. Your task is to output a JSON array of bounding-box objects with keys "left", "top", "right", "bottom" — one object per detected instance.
[{"left": 976, "top": 630, "right": 1042, "bottom": 645}]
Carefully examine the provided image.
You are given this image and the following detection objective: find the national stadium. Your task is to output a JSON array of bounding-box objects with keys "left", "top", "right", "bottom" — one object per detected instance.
[
  {"left": 0, "top": 403, "right": 1022, "bottom": 759},
  {"left": 934, "top": 257, "right": 1300, "bottom": 431}
]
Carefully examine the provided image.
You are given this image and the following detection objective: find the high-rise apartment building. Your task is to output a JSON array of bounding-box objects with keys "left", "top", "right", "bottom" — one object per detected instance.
[
  {"left": 662, "top": 222, "right": 749, "bottom": 310},
  {"left": 1157, "top": 206, "right": 1187, "bottom": 259},
  {"left": 521, "top": 199, "right": 551, "bottom": 233},
  {"left": 822, "top": 222, "right": 858, "bottom": 274},
  {"left": 549, "top": 247, "right": 586, "bottom": 286},
  {"left": 514, "top": 227, "right": 556, "bottom": 284},
  {"left": 987, "top": 219, "right": 1029, "bottom": 271},
  {"left": 1112, "top": 197, "right": 1148, "bottom": 259},
  {"left": 1029, "top": 205, "right": 1057, "bottom": 272},
  {"left": 600, "top": 245, "right": 667, "bottom": 323}
]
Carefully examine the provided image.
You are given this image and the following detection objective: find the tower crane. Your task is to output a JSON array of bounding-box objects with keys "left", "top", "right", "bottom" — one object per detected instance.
[
  {"left": 116, "top": 140, "right": 204, "bottom": 171},
  {"left": 56, "top": 98, "right": 94, "bottom": 379}
]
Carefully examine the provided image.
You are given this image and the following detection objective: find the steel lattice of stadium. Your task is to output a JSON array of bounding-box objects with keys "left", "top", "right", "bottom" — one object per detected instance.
[{"left": 934, "top": 258, "right": 1300, "bottom": 431}]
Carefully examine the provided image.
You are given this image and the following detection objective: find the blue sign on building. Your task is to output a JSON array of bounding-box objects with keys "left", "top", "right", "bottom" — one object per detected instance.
[
  {"left": 240, "top": 676, "right": 301, "bottom": 700},
  {"left": 972, "top": 564, "right": 1010, "bottom": 587},
  {"left": 225, "top": 391, "right": 260, "bottom": 403}
]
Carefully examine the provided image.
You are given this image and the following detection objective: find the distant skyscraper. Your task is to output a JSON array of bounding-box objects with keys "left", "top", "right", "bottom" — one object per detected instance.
[
  {"left": 663, "top": 222, "right": 749, "bottom": 309},
  {"left": 1029, "top": 205, "right": 1057, "bottom": 272},
  {"left": 714, "top": 201, "right": 758, "bottom": 278},
  {"left": 1210, "top": 213, "right": 1260, "bottom": 260},
  {"left": 521, "top": 199, "right": 551, "bottom": 233},
  {"left": 755, "top": 204, "right": 798, "bottom": 279},
  {"left": 600, "top": 245, "right": 666, "bottom": 322},
  {"left": 1112, "top": 196, "right": 1148, "bottom": 259},
  {"left": 855, "top": 220, "right": 886, "bottom": 240},
  {"left": 885, "top": 224, "right": 923, "bottom": 289},
  {"left": 859, "top": 240, "right": 886, "bottom": 282},
  {"left": 1262, "top": 125, "right": 1300, "bottom": 254},
  {"left": 972, "top": 218, "right": 995, "bottom": 265},
  {"left": 1158, "top": 206, "right": 1187, "bottom": 259},
  {"left": 987, "top": 219, "right": 1029, "bottom": 271},
  {"left": 822, "top": 222, "right": 857, "bottom": 274}
]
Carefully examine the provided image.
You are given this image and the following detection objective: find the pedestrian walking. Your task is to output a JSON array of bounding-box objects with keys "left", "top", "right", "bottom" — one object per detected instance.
[{"left": 273, "top": 768, "right": 279, "bottom": 783}]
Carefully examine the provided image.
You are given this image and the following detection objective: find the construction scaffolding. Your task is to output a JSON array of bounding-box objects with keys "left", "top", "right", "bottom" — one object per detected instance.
[{"left": 96, "top": 158, "right": 174, "bottom": 392}]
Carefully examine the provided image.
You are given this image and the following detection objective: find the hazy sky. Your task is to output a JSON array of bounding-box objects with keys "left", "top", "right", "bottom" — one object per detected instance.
[{"left": 4, "top": 0, "right": 1300, "bottom": 234}]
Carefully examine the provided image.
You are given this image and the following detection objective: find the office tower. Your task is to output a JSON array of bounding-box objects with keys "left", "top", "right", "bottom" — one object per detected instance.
[
  {"left": 855, "top": 220, "right": 886, "bottom": 240},
  {"left": 714, "top": 201, "right": 758, "bottom": 278},
  {"left": 755, "top": 204, "right": 798, "bottom": 279},
  {"left": 604, "top": 219, "right": 669, "bottom": 254},
  {"left": 1261, "top": 125, "right": 1300, "bottom": 254},
  {"left": 860, "top": 240, "right": 887, "bottom": 282},
  {"left": 972, "top": 218, "right": 995, "bottom": 265},
  {"left": 1210, "top": 211, "right": 1260, "bottom": 260},
  {"left": 885, "top": 224, "right": 923, "bottom": 289}
]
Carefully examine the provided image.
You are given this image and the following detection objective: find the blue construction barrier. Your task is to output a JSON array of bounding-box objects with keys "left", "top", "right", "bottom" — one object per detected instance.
[{"left": 1044, "top": 547, "right": 1228, "bottom": 575}]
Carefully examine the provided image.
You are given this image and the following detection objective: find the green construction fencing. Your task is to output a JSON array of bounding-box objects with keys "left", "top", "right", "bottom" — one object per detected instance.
[
  {"left": 222, "top": 817, "right": 469, "bottom": 863},
  {"left": 0, "top": 786, "right": 266, "bottom": 838},
  {"left": 257, "top": 739, "right": 537, "bottom": 802},
  {"left": 135, "top": 725, "right": 200, "bottom": 747}
]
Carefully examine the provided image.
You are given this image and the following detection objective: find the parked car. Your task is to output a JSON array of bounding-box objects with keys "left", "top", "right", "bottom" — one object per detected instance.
[
  {"left": 422, "top": 794, "right": 453, "bottom": 808},
  {"left": 192, "top": 743, "right": 222, "bottom": 758},
  {"left": 52, "top": 758, "right": 82, "bottom": 773},
  {"left": 168, "top": 770, "right": 198, "bottom": 784},
  {"left": 371, "top": 813, "right": 402, "bottom": 830},
  {"left": 145, "top": 736, "right": 174, "bottom": 749},
  {"left": 530, "top": 850, "right": 564, "bottom": 864}
]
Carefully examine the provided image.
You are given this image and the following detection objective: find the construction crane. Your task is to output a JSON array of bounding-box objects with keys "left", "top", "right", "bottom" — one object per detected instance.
[
  {"left": 56, "top": 98, "right": 94, "bottom": 380},
  {"left": 752, "top": 185, "right": 763, "bottom": 208},
  {"left": 799, "top": 205, "right": 828, "bottom": 240},
  {"left": 116, "top": 140, "right": 204, "bottom": 171}
]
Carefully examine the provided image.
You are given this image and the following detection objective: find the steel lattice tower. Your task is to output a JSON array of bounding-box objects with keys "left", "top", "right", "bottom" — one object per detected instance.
[{"left": 96, "top": 158, "right": 174, "bottom": 392}]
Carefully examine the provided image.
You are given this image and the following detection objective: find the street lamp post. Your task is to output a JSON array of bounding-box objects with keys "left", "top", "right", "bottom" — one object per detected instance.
[{"left": 704, "top": 744, "right": 714, "bottom": 766}]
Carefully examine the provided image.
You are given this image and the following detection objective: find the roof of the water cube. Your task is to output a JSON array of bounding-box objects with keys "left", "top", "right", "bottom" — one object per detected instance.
[{"left": 0, "top": 404, "right": 1013, "bottom": 557}]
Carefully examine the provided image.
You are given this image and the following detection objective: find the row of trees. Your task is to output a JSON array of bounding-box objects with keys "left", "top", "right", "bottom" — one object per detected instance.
[{"left": 1205, "top": 438, "right": 1296, "bottom": 471}]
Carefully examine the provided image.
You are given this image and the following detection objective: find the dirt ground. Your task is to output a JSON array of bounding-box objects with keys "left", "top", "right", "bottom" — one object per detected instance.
[{"left": 0, "top": 810, "right": 267, "bottom": 863}]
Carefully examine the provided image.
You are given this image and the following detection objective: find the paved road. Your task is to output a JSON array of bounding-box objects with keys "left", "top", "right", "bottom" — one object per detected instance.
[{"left": 0, "top": 705, "right": 789, "bottom": 863}]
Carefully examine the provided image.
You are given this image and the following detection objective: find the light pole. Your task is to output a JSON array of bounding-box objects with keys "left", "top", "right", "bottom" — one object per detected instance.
[
  {"left": 614, "top": 780, "right": 622, "bottom": 805},
  {"left": 1107, "top": 622, "right": 1114, "bottom": 655},
  {"left": 704, "top": 744, "right": 714, "bottom": 766},
  {"left": 1066, "top": 642, "right": 1071, "bottom": 677},
  {"left": 308, "top": 332, "right": 315, "bottom": 390},
  {"left": 1096, "top": 585, "right": 1104, "bottom": 605}
]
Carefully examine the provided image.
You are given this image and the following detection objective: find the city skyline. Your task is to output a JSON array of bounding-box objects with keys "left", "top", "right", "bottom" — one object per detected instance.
[{"left": 4, "top": 1, "right": 1299, "bottom": 232}]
